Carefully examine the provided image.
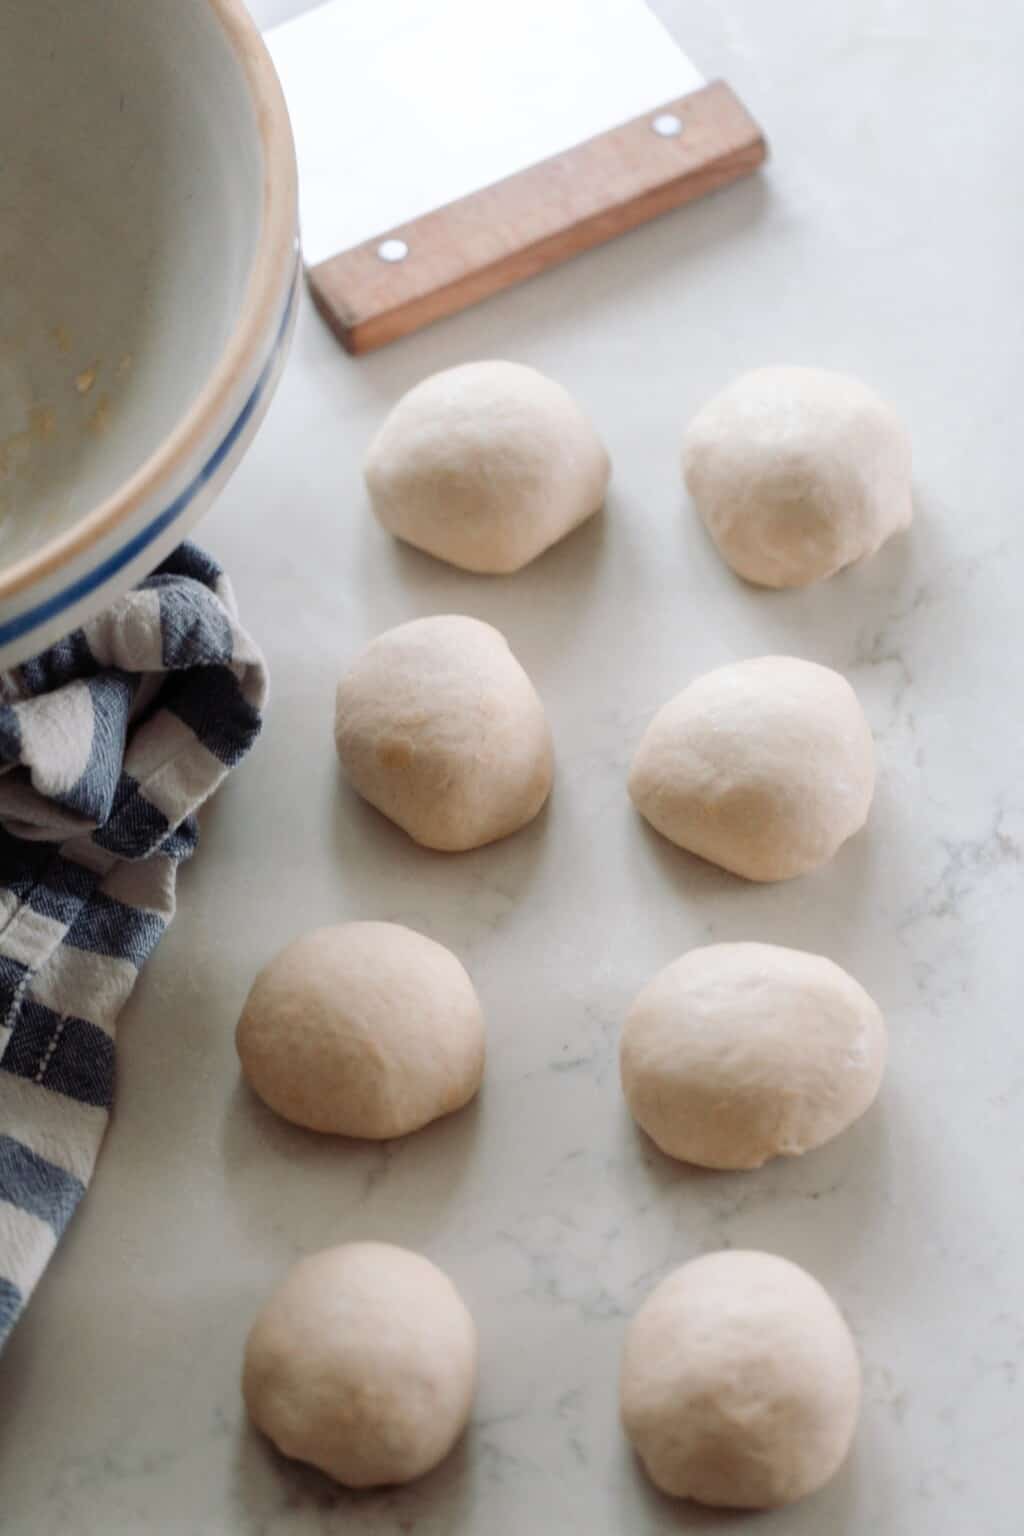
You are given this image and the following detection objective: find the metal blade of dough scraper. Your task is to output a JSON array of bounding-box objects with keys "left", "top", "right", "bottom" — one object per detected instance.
[{"left": 266, "top": 0, "right": 766, "bottom": 352}]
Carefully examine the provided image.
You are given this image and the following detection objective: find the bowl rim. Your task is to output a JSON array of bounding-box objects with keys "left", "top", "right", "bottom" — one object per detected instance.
[{"left": 0, "top": 0, "right": 298, "bottom": 604}]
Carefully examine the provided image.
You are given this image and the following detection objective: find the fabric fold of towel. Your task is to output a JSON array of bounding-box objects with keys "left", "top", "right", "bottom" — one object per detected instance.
[{"left": 0, "top": 544, "right": 267, "bottom": 1348}]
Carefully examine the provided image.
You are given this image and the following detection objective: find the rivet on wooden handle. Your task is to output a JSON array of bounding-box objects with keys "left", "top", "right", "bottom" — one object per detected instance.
[{"left": 308, "top": 79, "right": 767, "bottom": 356}]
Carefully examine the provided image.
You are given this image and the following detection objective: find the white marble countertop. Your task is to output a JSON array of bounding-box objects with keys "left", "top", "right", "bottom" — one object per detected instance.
[{"left": 1, "top": 2, "right": 1021, "bottom": 1531}]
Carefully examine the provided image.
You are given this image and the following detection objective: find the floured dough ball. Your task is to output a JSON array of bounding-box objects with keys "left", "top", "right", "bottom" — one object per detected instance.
[
  {"left": 236, "top": 922, "right": 484, "bottom": 1138},
  {"left": 335, "top": 614, "right": 553, "bottom": 851},
  {"left": 244, "top": 1243, "right": 478, "bottom": 1488},
  {"left": 684, "top": 366, "right": 912, "bottom": 587},
  {"left": 621, "top": 1250, "right": 860, "bottom": 1508},
  {"left": 365, "top": 360, "right": 610, "bottom": 573},
  {"left": 629, "top": 656, "right": 874, "bottom": 881},
  {"left": 621, "top": 943, "right": 886, "bottom": 1169}
]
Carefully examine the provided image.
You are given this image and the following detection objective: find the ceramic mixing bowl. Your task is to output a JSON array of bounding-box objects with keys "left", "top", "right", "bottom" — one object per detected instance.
[{"left": 0, "top": 0, "right": 299, "bottom": 668}]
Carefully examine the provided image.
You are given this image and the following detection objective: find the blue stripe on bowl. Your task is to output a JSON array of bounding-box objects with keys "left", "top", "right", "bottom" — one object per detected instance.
[{"left": 0, "top": 261, "right": 300, "bottom": 649}]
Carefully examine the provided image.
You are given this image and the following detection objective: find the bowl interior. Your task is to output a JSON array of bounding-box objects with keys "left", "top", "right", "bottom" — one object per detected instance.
[{"left": 0, "top": 0, "right": 264, "bottom": 571}]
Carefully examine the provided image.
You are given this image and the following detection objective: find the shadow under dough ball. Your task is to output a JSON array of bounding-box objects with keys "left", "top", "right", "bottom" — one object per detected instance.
[
  {"left": 364, "top": 359, "right": 611, "bottom": 574},
  {"left": 628, "top": 655, "right": 875, "bottom": 881},
  {"left": 244, "top": 1243, "right": 478, "bottom": 1489},
  {"left": 335, "top": 613, "right": 553, "bottom": 852},
  {"left": 621, "top": 1250, "right": 861, "bottom": 1509},
  {"left": 684, "top": 365, "right": 912, "bottom": 587}
]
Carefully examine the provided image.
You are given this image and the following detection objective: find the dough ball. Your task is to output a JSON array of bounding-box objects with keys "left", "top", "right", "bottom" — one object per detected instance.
[
  {"left": 684, "top": 366, "right": 912, "bottom": 587},
  {"left": 335, "top": 614, "right": 553, "bottom": 852},
  {"left": 365, "top": 360, "right": 610, "bottom": 574},
  {"left": 621, "top": 943, "right": 886, "bottom": 1169},
  {"left": 244, "top": 1242, "right": 478, "bottom": 1488},
  {"left": 628, "top": 656, "right": 874, "bottom": 881},
  {"left": 621, "top": 1250, "right": 860, "bottom": 1508},
  {"left": 236, "top": 922, "right": 484, "bottom": 1138}
]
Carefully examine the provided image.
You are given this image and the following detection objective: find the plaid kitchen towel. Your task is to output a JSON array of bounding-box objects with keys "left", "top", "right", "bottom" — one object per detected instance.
[{"left": 0, "top": 544, "right": 267, "bottom": 1348}]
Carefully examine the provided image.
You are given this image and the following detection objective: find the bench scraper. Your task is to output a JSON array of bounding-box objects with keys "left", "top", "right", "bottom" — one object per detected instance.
[{"left": 266, "top": 0, "right": 767, "bottom": 354}]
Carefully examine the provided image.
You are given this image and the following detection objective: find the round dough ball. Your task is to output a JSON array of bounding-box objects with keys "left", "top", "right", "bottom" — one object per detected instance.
[
  {"left": 236, "top": 922, "right": 484, "bottom": 1138},
  {"left": 628, "top": 656, "right": 874, "bottom": 881},
  {"left": 365, "top": 360, "right": 610, "bottom": 574},
  {"left": 621, "top": 943, "right": 886, "bottom": 1169},
  {"left": 621, "top": 1250, "right": 860, "bottom": 1508},
  {"left": 335, "top": 614, "right": 553, "bottom": 852},
  {"left": 244, "top": 1242, "right": 478, "bottom": 1488},
  {"left": 684, "top": 366, "right": 912, "bottom": 587}
]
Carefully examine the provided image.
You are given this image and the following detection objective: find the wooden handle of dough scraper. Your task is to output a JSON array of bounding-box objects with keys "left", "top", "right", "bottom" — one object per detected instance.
[{"left": 308, "top": 80, "right": 766, "bottom": 355}]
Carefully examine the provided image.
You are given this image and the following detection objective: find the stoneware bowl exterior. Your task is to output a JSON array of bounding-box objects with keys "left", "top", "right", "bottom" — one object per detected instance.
[{"left": 0, "top": 0, "right": 299, "bottom": 668}]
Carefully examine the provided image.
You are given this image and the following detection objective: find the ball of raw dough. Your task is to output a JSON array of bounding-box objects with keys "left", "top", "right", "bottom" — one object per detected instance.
[
  {"left": 628, "top": 655, "right": 874, "bottom": 881},
  {"left": 684, "top": 366, "right": 912, "bottom": 587},
  {"left": 621, "top": 1250, "right": 860, "bottom": 1508},
  {"left": 236, "top": 922, "right": 485, "bottom": 1138},
  {"left": 621, "top": 943, "right": 886, "bottom": 1169},
  {"left": 244, "top": 1242, "right": 478, "bottom": 1488},
  {"left": 335, "top": 614, "right": 553, "bottom": 852},
  {"left": 364, "top": 360, "right": 610, "bottom": 574}
]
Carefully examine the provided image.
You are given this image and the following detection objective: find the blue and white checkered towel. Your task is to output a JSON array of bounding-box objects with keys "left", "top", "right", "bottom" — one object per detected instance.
[{"left": 0, "top": 544, "right": 267, "bottom": 1348}]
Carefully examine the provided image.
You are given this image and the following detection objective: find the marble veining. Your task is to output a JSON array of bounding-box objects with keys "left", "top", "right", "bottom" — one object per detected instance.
[{"left": 0, "top": 1, "right": 1021, "bottom": 1531}]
